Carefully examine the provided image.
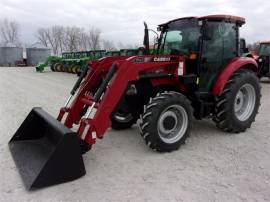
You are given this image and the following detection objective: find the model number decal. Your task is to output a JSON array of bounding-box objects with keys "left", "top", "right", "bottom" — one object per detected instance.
[{"left": 153, "top": 57, "right": 171, "bottom": 62}]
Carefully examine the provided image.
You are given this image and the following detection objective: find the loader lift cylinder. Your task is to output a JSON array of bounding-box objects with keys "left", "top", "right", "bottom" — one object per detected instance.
[
  {"left": 85, "top": 63, "right": 117, "bottom": 118},
  {"left": 65, "top": 65, "right": 90, "bottom": 107},
  {"left": 71, "top": 65, "right": 90, "bottom": 96},
  {"left": 93, "top": 63, "right": 117, "bottom": 102}
]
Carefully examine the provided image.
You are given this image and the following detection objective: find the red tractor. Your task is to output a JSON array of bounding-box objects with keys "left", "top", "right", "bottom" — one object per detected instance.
[
  {"left": 257, "top": 41, "right": 270, "bottom": 78},
  {"left": 9, "top": 15, "right": 261, "bottom": 189}
]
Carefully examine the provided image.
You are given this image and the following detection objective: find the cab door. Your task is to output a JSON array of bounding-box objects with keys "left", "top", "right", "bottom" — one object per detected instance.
[{"left": 199, "top": 21, "right": 237, "bottom": 92}]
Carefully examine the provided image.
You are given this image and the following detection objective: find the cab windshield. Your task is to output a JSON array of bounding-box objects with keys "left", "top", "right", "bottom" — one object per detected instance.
[
  {"left": 259, "top": 44, "right": 270, "bottom": 56},
  {"left": 159, "top": 19, "right": 201, "bottom": 55}
]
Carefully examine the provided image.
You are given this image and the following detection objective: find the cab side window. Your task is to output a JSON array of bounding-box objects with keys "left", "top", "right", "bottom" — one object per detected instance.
[{"left": 199, "top": 21, "right": 237, "bottom": 91}]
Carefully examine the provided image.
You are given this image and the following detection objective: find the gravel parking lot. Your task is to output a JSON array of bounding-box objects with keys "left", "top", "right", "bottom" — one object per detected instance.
[{"left": 0, "top": 67, "right": 270, "bottom": 202}]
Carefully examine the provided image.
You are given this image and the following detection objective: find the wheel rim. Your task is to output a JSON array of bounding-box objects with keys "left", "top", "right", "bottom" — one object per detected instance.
[
  {"left": 76, "top": 66, "right": 80, "bottom": 74},
  {"left": 234, "top": 83, "right": 256, "bottom": 121},
  {"left": 114, "top": 112, "right": 133, "bottom": 123},
  {"left": 158, "top": 105, "right": 188, "bottom": 144},
  {"left": 72, "top": 66, "right": 77, "bottom": 73},
  {"left": 54, "top": 63, "right": 59, "bottom": 71}
]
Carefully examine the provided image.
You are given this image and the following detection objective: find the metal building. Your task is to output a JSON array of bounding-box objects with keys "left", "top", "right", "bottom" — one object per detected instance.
[
  {"left": 0, "top": 47, "right": 23, "bottom": 66},
  {"left": 26, "top": 48, "right": 51, "bottom": 66}
]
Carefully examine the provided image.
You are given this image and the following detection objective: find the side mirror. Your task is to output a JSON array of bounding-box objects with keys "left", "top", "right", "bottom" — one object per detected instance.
[
  {"left": 143, "top": 21, "right": 150, "bottom": 54},
  {"left": 203, "top": 24, "right": 213, "bottom": 40}
]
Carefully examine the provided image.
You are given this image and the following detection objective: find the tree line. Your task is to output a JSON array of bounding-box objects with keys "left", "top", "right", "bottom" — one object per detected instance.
[
  {"left": 2, "top": 18, "right": 262, "bottom": 55},
  {"left": 0, "top": 19, "right": 21, "bottom": 47},
  {"left": 0, "top": 18, "right": 122, "bottom": 55},
  {"left": 36, "top": 26, "right": 105, "bottom": 55}
]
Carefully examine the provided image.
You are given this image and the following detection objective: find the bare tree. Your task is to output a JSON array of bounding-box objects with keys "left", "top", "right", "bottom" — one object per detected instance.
[
  {"left": 117, "top": 41, "right": 125, "bottom": 49},
  {"left": 45, "top": 27, "right": 59, "bottom": 55},
  {"left": 78, "top": 31, "right": 89, "bottom": 51},
  {"left": 53, "top": 25, "right": 65, "bottom": 54},
  {"left": 125, "top": 43, "right": 139, "bottom": 49},
  {"left": 88, "top": 27, "right": 101, "bottom": 50},
  {"left": 0, "top": 18, "right": 21, "bottom": 46},
  {"left": 36, "top": 26, "right": 66, "bottom": 54},
  {"left": 103, "top": 39, "right": 116, "bottom": 51},
  {"left": 64, "top": 26, "right": 83, "bottom": 52},
  {"left": 36, "top": 28, "right": 48, "bottom": 47},
  {"left": 36, "top": 25, "right": 102, "bottom": 54}
]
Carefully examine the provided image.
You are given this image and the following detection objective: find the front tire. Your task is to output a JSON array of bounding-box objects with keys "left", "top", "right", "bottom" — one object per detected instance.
[
  {"left": 139, "top": 91, "right": 192, "bottom": 152},
  {"left": 213, "top": 69, "right": 261, "bottom": 132},
  {"left": 111, "top": 111, "right": 138, "bottom": 130}
]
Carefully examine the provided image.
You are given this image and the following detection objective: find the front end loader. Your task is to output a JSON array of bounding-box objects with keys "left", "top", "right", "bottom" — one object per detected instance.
[{"left": 10, "top": 15, "right": 261, "bottom": 189}]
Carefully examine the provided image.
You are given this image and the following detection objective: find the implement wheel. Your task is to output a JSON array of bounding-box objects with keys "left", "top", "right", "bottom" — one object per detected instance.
[
  {"left": 62, "top": 64, "right": 68, "bottom": 72},
  {"left": 67, "top": 64, "right": 73, "bottom": 73},
  {"left": 54, "top": 63, "right": 62, "bottom": 72},
  {"left": 72, "top": 65, "right": 80, "bottom": 74},
  {"left": 50, "top": 63, "right": 55, "bottom": 71},
  {"left": 76, "top": 66, "right": 82, "bottom": 74}
]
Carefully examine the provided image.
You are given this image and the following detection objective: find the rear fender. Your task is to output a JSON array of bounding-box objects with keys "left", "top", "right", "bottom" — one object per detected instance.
[{"left": 212, "top": 57, "right": 258, "bottom": 96}]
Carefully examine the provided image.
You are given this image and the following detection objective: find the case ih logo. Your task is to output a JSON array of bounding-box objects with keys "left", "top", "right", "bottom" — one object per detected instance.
[{"left": 153, "top": 57, "right": 171, "bottom": 62}]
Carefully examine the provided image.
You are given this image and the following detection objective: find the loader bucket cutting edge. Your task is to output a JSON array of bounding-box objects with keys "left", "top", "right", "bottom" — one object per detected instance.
[{"left": 8, "top": 107, "right": 86, "bottom": 190}]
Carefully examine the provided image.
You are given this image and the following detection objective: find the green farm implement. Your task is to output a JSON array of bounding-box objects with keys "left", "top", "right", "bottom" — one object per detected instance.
[
  {"left": 36, "top": 50, "right": 106, "bottom": 74},
  {"left": 35, "top": 56, "right": 62, "bottom": 72}
]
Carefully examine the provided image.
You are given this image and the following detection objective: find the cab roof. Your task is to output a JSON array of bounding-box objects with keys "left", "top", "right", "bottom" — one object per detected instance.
[
  {"left": 260, "top": 41, "right": 270, "bottom": 44},
  {"left": 159, "top": 15, "right": 245, "bottom": 27}
]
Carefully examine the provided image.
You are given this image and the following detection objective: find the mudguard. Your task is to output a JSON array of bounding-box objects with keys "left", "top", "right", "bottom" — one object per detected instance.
[{"left": 212, "top": 57, "right": 258, "bottom": 96}]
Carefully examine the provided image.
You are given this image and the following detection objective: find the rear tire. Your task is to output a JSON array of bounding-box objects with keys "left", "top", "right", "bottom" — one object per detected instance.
[
  {"left": 138, "top": 91, "right": 192, "bottom": 152},
  {"left": 213, "top": 69, "right": 261, "bottom": 132}
]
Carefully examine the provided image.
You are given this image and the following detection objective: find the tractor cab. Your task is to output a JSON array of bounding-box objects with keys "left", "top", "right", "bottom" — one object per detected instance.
[
  {"left": 257, "top": 41, "right": 270, "bottom": 78},
  {"left": 258, "top": 41, "right": 270, "bottom": 56},
  {"left": 154, "top": 15, "right": 245, "bottom": 92}
]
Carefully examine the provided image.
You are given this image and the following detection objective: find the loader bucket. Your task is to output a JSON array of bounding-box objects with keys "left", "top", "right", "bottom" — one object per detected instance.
[{"left": 9, "top": 107, "right": 85, "bottom": 190}]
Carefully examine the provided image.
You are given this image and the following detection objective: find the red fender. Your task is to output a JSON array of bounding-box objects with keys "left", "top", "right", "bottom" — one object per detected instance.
[{"left": 212, "top": 57, "right": 258, "bottom": 96}]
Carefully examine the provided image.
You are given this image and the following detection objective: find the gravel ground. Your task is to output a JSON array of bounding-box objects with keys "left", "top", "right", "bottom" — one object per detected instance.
[{"left": 0, "top": 67, "right": 270, "bottom": 202}]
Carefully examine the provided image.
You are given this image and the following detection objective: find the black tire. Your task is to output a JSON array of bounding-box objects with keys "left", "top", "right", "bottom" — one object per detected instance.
[
  {"left": 111, "top": 111, "right": 138, "bottom": 130},
  {"left": 54, "top": 63, "right": 62, "bottom": 72},
  {"left": 76, "top": 66, "right": 82, "bottom": 74},
  {"left": 213, "top": 69, "right": 261, "bottom": 132},
  {"left": 50, "top": 63, "right": 55, "bottom": 71},
  {"left": 62, "top": 64, "right": 70, "bottom": 72},
  {"left": 67, "top": 64, "right": 73, "bottom": 73},
  {"left": 62, "top": 65, "right": 67, "bottom": 72},
  {"left": 71, "top": 65, "right": 78, "bottom": 74},
  {"left": 138, "top": 91, "right": 192, "bottom": 152}
]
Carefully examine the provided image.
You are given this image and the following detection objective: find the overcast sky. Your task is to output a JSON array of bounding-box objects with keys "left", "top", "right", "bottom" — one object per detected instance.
[{"left": 1, "top": 0, "right": 270, "bottom": 46}]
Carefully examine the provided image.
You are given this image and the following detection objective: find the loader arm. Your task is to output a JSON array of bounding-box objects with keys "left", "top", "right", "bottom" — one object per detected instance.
[
  {"left": 58, "top": 56, "right": 128, "bottom": 127},
  {"left": 59, "top": 55, "right": 183, "bottom": 145}
]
